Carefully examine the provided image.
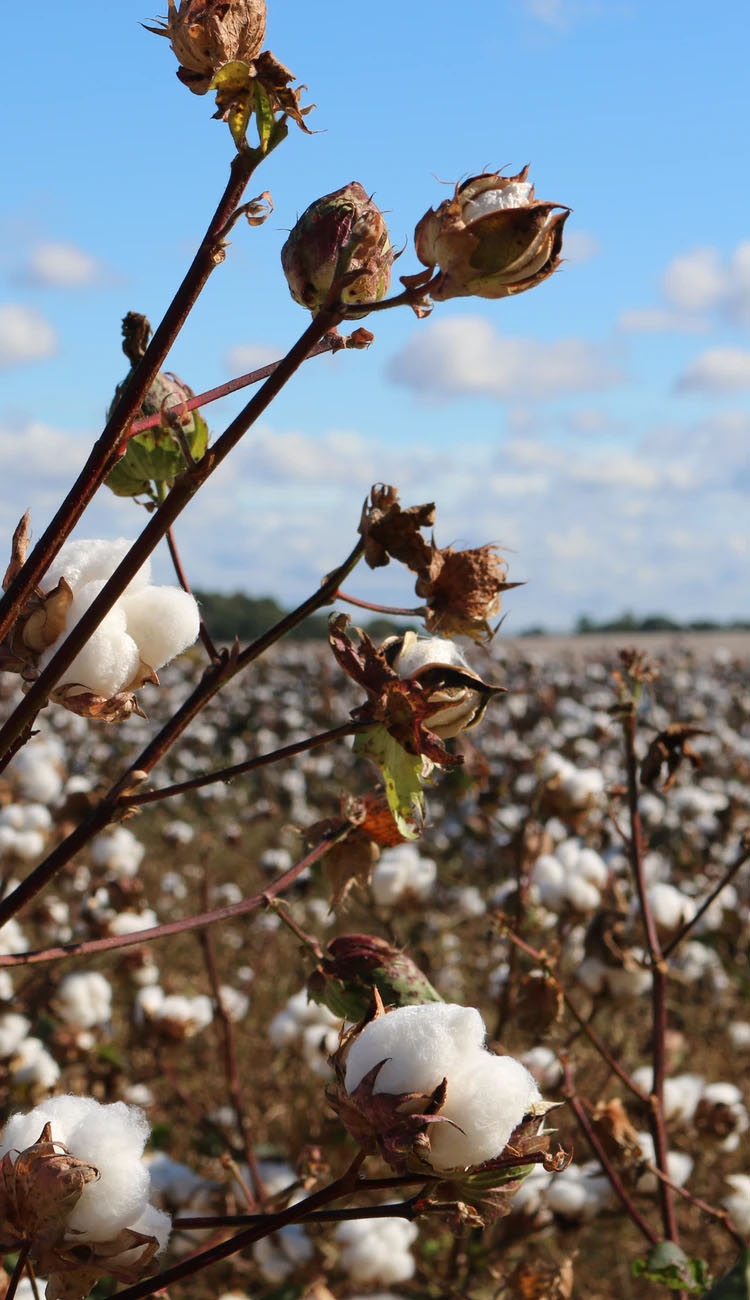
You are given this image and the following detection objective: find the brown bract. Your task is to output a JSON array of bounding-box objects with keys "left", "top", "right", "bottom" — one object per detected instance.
[
  {"left": 147, "top": 0, "right": 267, "bottom": 93},
  {"left": 639, "top": 722, "right": 709, "bottom": 791},
  {"left": 416, "top": 543, "right": 522, "bottom": 643},
  {"left": 328, "top": 614, "right": 462, "bottom": 766},
  {"left": 414, "top": 168, "right": 569, "bottom": 302},
  {"left": 358, "top": 484, "right": 435, "bottom": 571}
]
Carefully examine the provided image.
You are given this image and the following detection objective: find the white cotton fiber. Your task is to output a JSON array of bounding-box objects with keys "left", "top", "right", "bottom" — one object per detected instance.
[
  {"left": 120, "top": 586, "right": 200, "bottom": 669},
  {"left": 56, "top": 971, "right": 113, "bottom": 1028},
  {"left": 344, "top": 1003, "right": 486, "bottom": 1097},
  {"left": 0, "top": 1095, "right": 152, "bottom": 1241},
  {"left": 91, "top": 825, "right": 145, "bottom": 876},
  {"left": 723, "top": 1174, "right": 750, "bottom": 1237},
  {"left": 8, "top": 1038, "right": 60, "bottom": 1089},
  {"left": 394, "top": 636, "right": 470, "bottom": 677},
  {"left": 335, "top": 1217, "right": 418, "bottom": 1285},
  {"left": 428, "top": 1053, "right": 541, "bottom": 1170},
  {"left": 0, "top": 1013, "right": 31, "bottom": 1058},
  {"left": 46, "top": 581, "right": 141, "bottom": 697},
  {"left": 42, "top": 539, "right": 151, "bottom": 594}
]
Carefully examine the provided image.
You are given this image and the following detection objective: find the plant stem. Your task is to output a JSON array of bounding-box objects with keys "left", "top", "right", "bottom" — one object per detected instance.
[
  {"left": 0, "top": 826, "right": 350, "bottom": 969},
  {"left": 121, "top": 720, "right": 370, "bottom": 807},
  {"left": 335, "top": 589, "right": 426, "bottom": 617},
  {"left": 0, "top": 537, "right": 363, "bottom": 930},
  {"left": 641, "top": 1162, "right": 746, "bottom": 1249},
  {"left": 0, "top": 149, "right": 267, "bottom": 648},
  {"left": 622, "top": 707, "right": 680, "bottom": 1246},
  {"left": 165, "top": 521, "right": 220, "bottom": 662},
  {"left": 127, "top": 329, "right": 370, "bottom": 436},
  {"left": 173, "top": 1197, "right": 425, "bottom": 1229},
  {"left": 662, "top": 839, "right": 750, "bottom": 957},
  {"left": 562, "top": 1064, "right": 657, "bottom": 1245},
  {"left": 5, "top": 1245, "right": 30, "bottom": 1300},
  {"left": 112, "top": 1151, "right": 368, "bottom": 1300},
  {"left": 0, "top": 306, "right": 344, "bottom": 763}
]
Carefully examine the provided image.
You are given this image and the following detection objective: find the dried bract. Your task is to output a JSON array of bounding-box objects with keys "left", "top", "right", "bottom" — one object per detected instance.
[
  {"left": 148, "top": 0, "right": 267, "bottom": 93},
  {"left": 282, "top": 183, "right": 394, "bottom": 316},
  {"left": 416, "top": 543, "right": 521, "bottom": 642},
  {"left": 414, "top": 167, "right": 569, "bottom": 301}
]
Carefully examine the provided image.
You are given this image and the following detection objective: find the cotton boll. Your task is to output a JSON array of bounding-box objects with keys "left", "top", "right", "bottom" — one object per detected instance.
[
  {"left": 108, "top": 1201, "right": 171, "bottom": 1266},
  {"left": 521, "top": 1045, "right": 563, "bottom": 1089},
  {"left": 729, "top": 1022, "right": 750, "bottom": 1051},
  {"left": 0, "top": 1013, "right": 31, "bottom": 1058},
  {"left": 635, "top": 1131, "right": 693, "bottom": 1191},
  {"left": 394, "top": 636, "right": 470, "bottom": 677},
  {"left": 335, "top": 1217, "right": 417, "bottom": 1285},
  {"left": 120, "top": 586, "right": 200, "bottom": 669},
  {"left": 56, "top": 971, "right": 112, "bottom": 1029},
  {"left": 630, "top": 1069, "right": 704, "bottom": 1124},
  {"left": 565, "top": 875, "right": 601, "bottom": 913},
  {"left": 428, "top": 1052, "right": 541, "bottom": 1170},
  {"left": 253, "top": 1223, "right": 313, "bottom": 1282},
  {"left": 42, "top": 538, "right": 151, "bottom": 593},
  {"left": 647, "top": 882, "right": 694, "bottom": 933},
  {"left": 723, "top": 1174, "right": 750, "bottom": 1237},
  {"left": 370, "top": 844, "right": 437, "bottom": 907},
  {"left": 44, "top": 581, "right": 141, "bottom": 697},
  {"left": 344, "top": 1003, "right": 486, "bottom": 1097},
  {"left": 531, "top": 855, "right": 566, "bottom": 909},
  {"left": 108, "top": 908, "right": 159, "bottom": 936},
  {"left": 9, "top": 1038, "right": 60, "bottom": 1089},
  {"left": 91, "top": 826, "right": 145, "bottom": 876}
]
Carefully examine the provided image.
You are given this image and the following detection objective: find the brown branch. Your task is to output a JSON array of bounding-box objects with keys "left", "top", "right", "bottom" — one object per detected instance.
[
  {"left": 0, "top": 148, "right": 270, "bottom": 648},
  {"left": 0, "top": 826, "right": 350, "bottom": 969},
  {"left": 173, "top": 1196, "right": 424, "bottom": 1230},
  {"left": 335, "top": 589, "right": 426, "bottom": 617},
  {"left": 112, "top": 1150, "right": 368, "bottom": 1300},
  {"left": 5, "top": 1244, "right": 30, "bottom": 1300}
]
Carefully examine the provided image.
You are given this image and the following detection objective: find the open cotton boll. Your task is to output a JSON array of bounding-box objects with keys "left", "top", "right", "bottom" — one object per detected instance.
[
  {"left": 42, "top": 581, "right": 141, "bottom": 697},
  {"left": 393, "top": 635, "right": 470, "bottom": 677},
  {"left": 9, "top": 1038, "right": 61, "bottom": 1090},
  {"left": 56, "top": 971, "right": 113, "bottom": 1028},
  {"left": 723, "top": 1174, "right": 750, "bottom": 1237},
  {"left": 0, "top": 1013, "right": 31, "bottom": 1058},
  {"left": 0, "top": 1095, "right": 157, "bottom": 1243},
  {"left": 120, "top": 586, "right": 200, "bottom": 670},
  {"left": 335, "top": 1217, "right": 418, "bottom": 1285},
  {"left": 630, "top": 1069, "right": 704, "bottom": 1124},
  {"left": 428, "top": 1052, "right": 541, "bottom": 1170},
  {"left": 371, "top": 843, "right": 437, "bottom": 907},
  {"left": 91, "top": 825, "right": 145, "bottom": 876},
  {"left": 635, "top": 1131, "right": 693, "bottom": 1191},
  {"left": 41, "top": 538, "right": 151, "bottom": 594},
  {"left": 253, "top": 1222, "right": 313, "bottom": 1282},
  {"left": 344, "top": 1003, "right": 486, "bottom": 1097}
]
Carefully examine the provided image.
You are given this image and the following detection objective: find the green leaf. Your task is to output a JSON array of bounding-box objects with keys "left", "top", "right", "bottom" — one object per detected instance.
[
  {"left": 632, "top": 1242, "right": 711, "bottom": 1294},
  {"left": 254, "top": 80, "right": 274, "bottom": 152},
  {"left": 702, "top": 1250, "right": 750, "bottom": 1299},
  {"left": 353, "top": 724, "right": 425, "bottom": 839},
  {"left": 210, "top": 61, "right": 256, "bottom": 149}
]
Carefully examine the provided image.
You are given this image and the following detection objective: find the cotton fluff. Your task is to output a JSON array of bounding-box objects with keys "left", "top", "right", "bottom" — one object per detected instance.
[
  {"left": 344, "top": 1003, "right": 541, "bottom": 1171},
  {"left": 91, "top": 826, "right": 145, "bottom": 876},
  {"left": 723, "top": 1174, "right": 750, "bottom": 1237},
  {"left": 544, "top": 1161, "right": 618, "bottom": 1220},
  {"left": 635, "top": 1132, "right": 693, "bottom": 1191},
  {"left": 370, "top": 843, "right": 437, "bottom": 907},
  {"left": 530, "top": 839, "right": 607, "bottom": 914},
  {"left": 56, "top": 971, "right": 113, "bottom": 1029},
  {"left": 39, "top": 538, "right": 199, "bottom": 697},
  {"left": 335, "top": 1216, "right": 418, "bottom": 1286},
  {"left": 8, "top": 1038, "right": 61, "bottom": 1091},
  {"left": 0, "top": 1013, "right": 31, "bottom": 1058},
  {"left": 0, "top": 1094, "right": 170, "bottom": 1248},
  {"left": 269, "top": 990, "right": 342, "bottom": 1077},
  {"left": 135, "top": 986, "right": 213, "bottom": 1038}
]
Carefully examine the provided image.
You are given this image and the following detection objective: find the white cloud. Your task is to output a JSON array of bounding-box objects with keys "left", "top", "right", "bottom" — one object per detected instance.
[
  {"left": 387, "top": 317, "right": 621, "bottom": 400},
  {"left": 0, "top": 304, "right": 58, "bottom": 367},
  {"left": 562, "top": 230, "right": 600, "bottom": 263},
  {"left": 618, "top": 307, "right": 708, "bottom": 334},
  {"left": 22, "top": 242, "right": 106, "bottom": 289},
  {"left": 224, "top": 342, "right": 280, "bottom": 374},
  {"left": 662, "top": 241, "right": 750, "bottom": 324},
  {"left": 524, "top": 0, "right": 566, "bottom": 23},
  {"left": 677, "top": 347, "right": 750, "bottom": 393}
]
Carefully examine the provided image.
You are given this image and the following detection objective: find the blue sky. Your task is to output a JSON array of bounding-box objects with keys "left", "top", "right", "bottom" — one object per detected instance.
[{"left": 1, "top": 0, "right": 749, "bottom": 630}]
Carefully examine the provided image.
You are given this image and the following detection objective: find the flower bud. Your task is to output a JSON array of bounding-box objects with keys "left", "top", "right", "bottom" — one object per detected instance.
[
  {"left": 149, "top": 0, "right": 267, "bottom": 94},
  {"left": 382, "top": 631, "right": 503, "bottom": 739},
  {"left": 281, "top": 183, "right": 393, "bottom": 316},
  {"left": 414, "top": 167, "right": 569, "bottom": 301}
]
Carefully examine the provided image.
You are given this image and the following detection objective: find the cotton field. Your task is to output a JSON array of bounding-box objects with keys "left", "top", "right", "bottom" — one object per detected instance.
[{"left": 0, "top": 632, "right": 748, "bottom": 1299}]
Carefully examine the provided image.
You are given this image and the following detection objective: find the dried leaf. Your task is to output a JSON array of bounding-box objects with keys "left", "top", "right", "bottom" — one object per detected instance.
[{"left": 3, "top": 511, "right": 30, "bottom": 591}]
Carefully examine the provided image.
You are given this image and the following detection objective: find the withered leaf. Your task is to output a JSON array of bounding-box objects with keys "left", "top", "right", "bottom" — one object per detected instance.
[
  {"left": 640, "top": 722, "right": 709, "bottom": 791},
  {"left": 358, "top": 484, "right": 435, "bottom": 570},
  {"left": 3, "top": 511, "right": 30, "bottom": 591}
]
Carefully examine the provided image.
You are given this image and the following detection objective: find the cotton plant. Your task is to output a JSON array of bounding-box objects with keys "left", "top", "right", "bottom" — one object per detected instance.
[
  {"left": 134, "top": 985, "right": 213, "bottom": 1040},
  {"left": 269, "top": 989, "right": 342, "bottom": 1078},
  {"left": 90, "top": 824, "right": 145, "bottom": 877},
  {"left": 529, "top": 838, "right": 608, "bottom": 914},
  {"left": 369, "top": 842, "right": 437, "bottom": 908},
  {"left": 0, "top": 1094, "right": 170, "bottom": 1299},
  {"left": 6, "top": 537, "right": 199, "bottom": 720},
  {"left": 54, "top": 970, "right": 113, "bottom": 1034}
]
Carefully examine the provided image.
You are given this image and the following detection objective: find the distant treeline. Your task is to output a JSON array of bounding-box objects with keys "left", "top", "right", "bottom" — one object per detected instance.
[
  {"left": 195, "top": 591, "right": 750, "bottom": 642},
  {"left": 194, "top": 590, "right": 412, "bottom": 643}
]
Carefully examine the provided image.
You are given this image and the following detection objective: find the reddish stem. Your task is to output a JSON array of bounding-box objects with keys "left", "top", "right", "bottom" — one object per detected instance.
[
  {"left": 335, "top": 589, "right": 426, "bottom": 617},
  {"left": 165, "top": 524, "right": 219, "bottom": 662},
  {"left": 662, "top": 840, "right": 750, "bottom": 957},
  {"left": 0, "top": 826, "right": 350, "bottom": 970}
]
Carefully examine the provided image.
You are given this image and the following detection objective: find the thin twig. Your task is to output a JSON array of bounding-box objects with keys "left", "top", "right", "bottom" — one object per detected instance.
[
  {"left": 642, "top": 1161, "right": 746, "bottom": 1249},
  {"left": 0, "top": 826, "right": 350, "bottom": 969},
  {"left": 5, "top": 1245, "right": 30, "bottom": 1300},
  {"left": 663, "top": 840, "right": 750, "bottom": 957},
  {"left": 165, "top": 524, "right": 219, "bottom": 661},
  {"left": 121, "top": 720, "right": 371, "bottom": 808},
  {"left": 335, "top": 590, "right": 426, "bottom": 617}
]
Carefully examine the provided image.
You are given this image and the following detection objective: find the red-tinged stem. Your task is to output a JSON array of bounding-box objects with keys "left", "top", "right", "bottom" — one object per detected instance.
[
  {"left": 642, "top": 1162, "right": 746, "bottom": 1249},
  {"left": 197, "top": 878, "right": 263, "bottom": 1208},
  {"left": 562, "top": 1065, "right": 657, "bottom": 1245},
  {"left": 499, "top": 922, "right": 648, "bottom": 1102},
  {"left": 127, "top": 331, "right": 366, "bottom": 436},
  {"left": 0, "top": 827, "right": 349, "bottom": 970},
  {"left": 112, "top": 1150, "right": 368, "bottom": 1300},
  {"left": 165, "top": 522, "right": 219, "bottom": 662},
  {"left": 335, "top": 589, "right": 426, "bottom": 617},
  {"left": 121, "top": 721, "right": 370, "bottom": 808},
  {"left": 622, "top": 708, "right": 680, "bottom": 1247},
  {"left": 0, "top": 537, "right": 363, "bottom": 930},
  {"left": 0, "top": 305, "right": 343, "bottom": 765},
  {"left": 662, "top": 839, "right": 750, "bottom": 957},
  {"left": 0, "top": 149, "right": 267, "bottom": 648}
]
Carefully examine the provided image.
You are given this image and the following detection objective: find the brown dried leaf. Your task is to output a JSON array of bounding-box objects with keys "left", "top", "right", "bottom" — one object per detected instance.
[
  {"left": 52, "top": 686, "right": 147, "bottom": 723},
  {"left": 322, "top": 831, "right": 380, "bottom": 909},
  {"left": 21, "top": 579, "right": 74, "bottom": 652},
  {"left": 3, "top": 512, "right": 30, "bottom": 591},
  {"left": 416, "top": 543, "right": 521, "bottom": 643},
  {"left": 640, "top": 722, "right": 709, "bottom": 791},
  {"left": 358, "top": 484, "right": 435, "bottom": 570},
  {"left": 514, "top": 971, "right": 562, "bottom": 1034},
  {"left": 506, "top": 1256, "right": 575, "bottom": 1300},
  {"left": 590, "top": 1098, "right": 643, "bottom": 1167}
]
